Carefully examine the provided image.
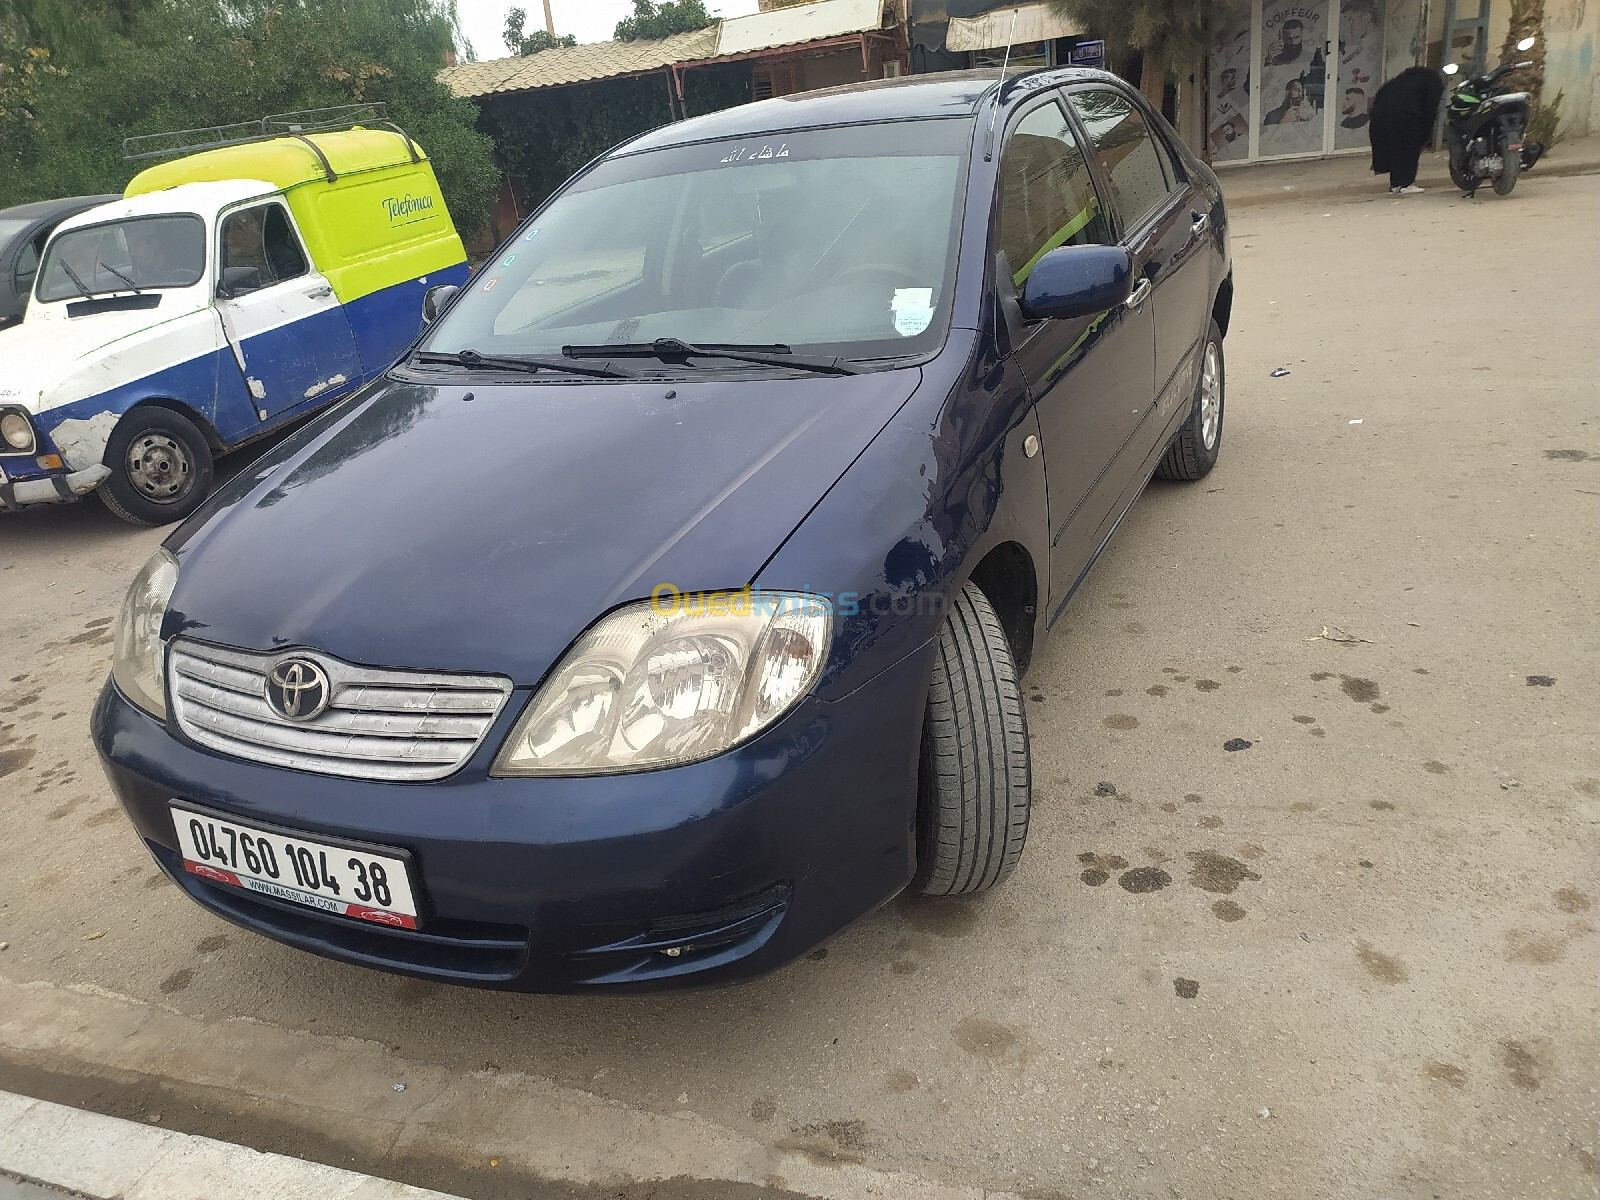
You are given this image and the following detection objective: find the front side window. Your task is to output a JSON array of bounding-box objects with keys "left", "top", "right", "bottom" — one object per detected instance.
[
  {"left": 14, "top": 231, "right": 44, "bottom": 296},
  {"left": 1066, "top": 89, "right": 1177, "bottom": 233},
  {"left": 997, "top": 99, "right": 1114, "bottom": 287},
  {"left": 36, "top": 215, "right": 205, "bottom": 302},
  {"left": 219, "top": 203, "right": 309, "bottom": 296},
  {"left": 424, "top": 119, "right": 973, "bottom": 364}
]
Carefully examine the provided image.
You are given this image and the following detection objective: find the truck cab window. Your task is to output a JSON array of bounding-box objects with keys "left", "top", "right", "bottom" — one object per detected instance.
[{"left": 220, "top": 204, "right": 308, "bottom": 294}]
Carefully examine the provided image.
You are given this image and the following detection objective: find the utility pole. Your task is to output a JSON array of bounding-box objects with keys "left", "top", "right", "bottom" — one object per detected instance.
[{"left": 542, "top": 0, "right": 556, "bottom": 37}]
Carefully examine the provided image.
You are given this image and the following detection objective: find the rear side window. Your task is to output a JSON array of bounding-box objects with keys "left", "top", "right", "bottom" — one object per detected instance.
[
  {"left": 1066, "top": 89, "right": 1177, "bottom": 233},
  {"left": 996, "top": 99, "right": 1114, "bottom": 286}
]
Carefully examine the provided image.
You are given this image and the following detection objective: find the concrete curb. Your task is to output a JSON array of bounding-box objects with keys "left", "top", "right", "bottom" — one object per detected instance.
[{"left": 0, "top": 1091, "right": 466, "bottom": 1200}]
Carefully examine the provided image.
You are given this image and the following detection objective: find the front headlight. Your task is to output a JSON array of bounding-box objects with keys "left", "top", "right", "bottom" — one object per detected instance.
[
  {"left": 493, "top": 590, "right": 832, "bottom": 776},
  {"left": 112, "top": 549, "right": 179, "bottom": 720},
  {"left": 1, "top": 410, "right": 34, "bottom": 453}
]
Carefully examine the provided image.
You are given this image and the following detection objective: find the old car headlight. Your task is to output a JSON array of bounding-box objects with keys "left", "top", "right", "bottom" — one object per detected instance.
[
  {"left": 112, "top": 549, "right": 179, "bottom": 720},
  {"left": 1, "top": 411, "right": 34, "bottom": 452},
  {"left": 493, "top": 591, "right": 831, "bottom": 776}
]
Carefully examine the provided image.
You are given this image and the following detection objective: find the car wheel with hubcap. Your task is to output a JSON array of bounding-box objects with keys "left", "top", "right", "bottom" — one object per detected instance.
[
  {"left": 911, "top": 581, "right": 1032, "bottom": 897},
  {"left": 99, "top": 406, "right": 214, "bottom": 526},
  {"left": 1154, "top": 318, "right": 1225, "bottom": 482}
]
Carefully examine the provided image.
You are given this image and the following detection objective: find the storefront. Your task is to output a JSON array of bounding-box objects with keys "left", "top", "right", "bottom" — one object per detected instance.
[{"left": 1206, "top": 0, "right": 1427, "bottom": 163}]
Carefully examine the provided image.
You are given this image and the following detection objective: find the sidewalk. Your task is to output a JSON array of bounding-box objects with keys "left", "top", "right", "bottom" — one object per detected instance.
[
  {"left": 0, "top": 1091, "right": 466, "bottom": 1200},
  {"left": 1219, "top": 132, "right": 1600, "bottom": 207}
]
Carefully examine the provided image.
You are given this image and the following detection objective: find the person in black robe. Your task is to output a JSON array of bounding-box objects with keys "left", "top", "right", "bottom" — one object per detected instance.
[{"left": 1369, "top": 66, "right": 1446, "bottom": 193}]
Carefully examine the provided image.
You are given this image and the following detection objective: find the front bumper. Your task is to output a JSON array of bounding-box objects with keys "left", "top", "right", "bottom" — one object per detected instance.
[
  {"left": 0, "top": 463, "right": 109, "bottom": 509},
  {"left": 92, "top": 643, "right": 934, "bottom": 992}
]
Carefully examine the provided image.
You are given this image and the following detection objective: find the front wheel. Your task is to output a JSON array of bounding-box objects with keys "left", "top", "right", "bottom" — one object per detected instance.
[
  {"left": 98, "top": 406, "right": 214, "bottom": 526},
  {"left": 1155, "top": 320, "right": 1225, "bottom": 482},
  {"left": 911, "top": 582, "right": 1031, "bottom": 897}
]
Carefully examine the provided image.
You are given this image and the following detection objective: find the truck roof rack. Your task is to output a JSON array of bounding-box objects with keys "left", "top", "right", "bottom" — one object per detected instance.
[{"left": 121, "top": 104, "right": 422, "bottom": 181}]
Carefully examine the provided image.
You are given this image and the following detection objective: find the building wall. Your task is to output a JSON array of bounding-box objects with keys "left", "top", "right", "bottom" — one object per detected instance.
[{"left": 1543, "top": 0, "right": 1598, "bottom": 134}]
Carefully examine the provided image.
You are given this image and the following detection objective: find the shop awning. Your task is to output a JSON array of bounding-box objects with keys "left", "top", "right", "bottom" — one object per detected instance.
[{"left": 945, "top": 3, "right": 1083, "bottom": 52}]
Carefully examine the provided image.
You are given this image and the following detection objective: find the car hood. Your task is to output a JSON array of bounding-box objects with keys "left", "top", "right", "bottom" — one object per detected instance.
[
  {"left": 166, "top": 370, "right": 921, "bottom": 683},
  {"left": 0, "top": 295, "right": 210, "bottom": 413}
]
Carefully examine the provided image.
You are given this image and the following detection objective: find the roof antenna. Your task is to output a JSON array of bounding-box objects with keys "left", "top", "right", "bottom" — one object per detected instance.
[{"left": 983, "top": 7, "right": 1021, "bottom": 161}]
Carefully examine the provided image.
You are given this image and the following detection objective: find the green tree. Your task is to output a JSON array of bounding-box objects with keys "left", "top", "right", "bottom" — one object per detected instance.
[
  {"left": 503, "top": 7, "right": 575, "bottom": 55},
  {"left": 1, "top": 0, "right": 498, "bottom": 240},
  {"left": 1050, "top": 0, "right": 1224, "bottom": 105},
  {"left": 614, "top": 0, "right": 715, "bottom": 42}
]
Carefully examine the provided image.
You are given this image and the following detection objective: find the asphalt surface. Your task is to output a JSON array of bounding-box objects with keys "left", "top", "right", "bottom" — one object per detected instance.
[{"left": 1, "top": 172, "right": 1596, "bottom": 1200}]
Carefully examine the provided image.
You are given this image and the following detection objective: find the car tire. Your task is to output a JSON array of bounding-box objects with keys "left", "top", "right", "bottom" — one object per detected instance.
[
  {"left": 911, "top": 581, "right": 1032, "bottom": 897},
  {"left": 1154, "top": 319, "right": 1225, "bottom": 482},
  {"left": 98, "top": 406, "right": 214, "bottom": 527}
]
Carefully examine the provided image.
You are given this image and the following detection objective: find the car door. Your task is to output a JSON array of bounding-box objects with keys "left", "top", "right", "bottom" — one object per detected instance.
[
  {"left": 993, "top": 95, "right": 1157, "bottom": 618},
  {"left": 214, "top": 200, "right": 362, "bottom": 422},
  {"left": 1065, "top": 85, "right": 1209, "bottom": 450}
]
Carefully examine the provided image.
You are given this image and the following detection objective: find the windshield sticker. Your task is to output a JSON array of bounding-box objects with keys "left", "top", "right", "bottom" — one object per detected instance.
[
  {"left": 891, "top": 288, "right": 934, "bottom": 338},
  {"left": 481, "top": 277, "right": 499, "bottom": 292},
  {"left": 500, "top": 254, "right": 517, "bottom": 268},
  {"left": 719, "top": 143, "right": 790, "bottom": 165},
  {"left": 523, "top": 227, "right": 541, "bottom": 242}
]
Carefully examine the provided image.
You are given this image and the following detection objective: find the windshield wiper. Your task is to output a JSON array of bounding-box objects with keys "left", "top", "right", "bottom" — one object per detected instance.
[
  {"left": 98, "top": 262, "right": 143, "bottom": 294},
  {"left": 412, "top": 349, "right": 634, "bottom": 380},
  {"left": 56, "top": 259, "right": 102, "bottom": 301},
  {"left": 563, "top": 337, "right": 861, "bottom": 376}
]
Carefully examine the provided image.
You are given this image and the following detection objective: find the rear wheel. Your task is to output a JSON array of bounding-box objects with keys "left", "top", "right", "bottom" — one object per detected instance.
[
  {"left": 911, "top": 582, "right": 1031, "bottom": 897},
  {"left": 1493, "top": 136, "right": 1521, "bottom": 195},
  {"left": 1155, "top": 320, "right": 1225, "bottom": 482},
  {"left": 98, "top": 406, "right": 214, "bottom": 526}
]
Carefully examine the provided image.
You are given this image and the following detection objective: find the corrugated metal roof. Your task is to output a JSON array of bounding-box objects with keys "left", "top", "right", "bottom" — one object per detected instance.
[
  {"left": 945, "top": 3, "right": 1082, "bottom": 52},
  {"left": 715, "top": 0, "right": 891, "bottom": 57},
  {"left": 438, "top": 27, "right": 719, "bottom": 98}
]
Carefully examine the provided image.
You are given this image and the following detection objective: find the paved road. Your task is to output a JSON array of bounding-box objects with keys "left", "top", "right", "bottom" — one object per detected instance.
[{"left": 1, "top": 174, "right": 1596, "bottom": 1200}]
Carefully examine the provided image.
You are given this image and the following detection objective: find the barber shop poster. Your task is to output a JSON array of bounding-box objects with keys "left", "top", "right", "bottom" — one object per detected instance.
[
  {"left": 1258, "top": 2, "right": 1328, "bottom": 156},
  {"left": 1335, "top": 0, "right": 1385, "bottom": 148},
  {"left": 1207, "top": 3, "right": 1252, "bottom": 161}
]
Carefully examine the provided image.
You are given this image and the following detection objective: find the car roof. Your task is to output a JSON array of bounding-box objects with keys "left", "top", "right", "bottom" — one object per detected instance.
[
  {"left": 50, "top": 180, "right": 279, "bottom": 235},
  {"left": 620, "top": 67, "right": 1127, "bottom": 156},
  {"left": 0, "top": 194, "right": 122, "bottom": 225}
]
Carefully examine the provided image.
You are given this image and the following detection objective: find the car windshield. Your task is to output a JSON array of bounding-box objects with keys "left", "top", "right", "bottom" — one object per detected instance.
[
  {"left": 36, "top": 215, "right": 206, "bottom": 302},
  {"left": 424, "top": 119, "right": 973, "bottom": 365}
]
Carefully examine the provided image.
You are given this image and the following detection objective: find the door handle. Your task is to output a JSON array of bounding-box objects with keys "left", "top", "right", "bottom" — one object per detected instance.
[
  {"left": 1191, "top": 211, "right": 1210, "bottom": 236},
  {"left": 1125, "top": 278, "right": 1152, "bottom": 310},
  {"left": 306, "top": 285, "right": 333, "bottom": 299}
]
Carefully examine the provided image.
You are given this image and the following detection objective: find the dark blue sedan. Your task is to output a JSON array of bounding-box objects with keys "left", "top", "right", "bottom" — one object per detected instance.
[{"left": 96, "top": 68, "right": 1232, "bottom": 990}]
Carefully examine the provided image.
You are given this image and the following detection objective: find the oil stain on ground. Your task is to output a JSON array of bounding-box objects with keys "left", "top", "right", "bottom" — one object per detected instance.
[
  {"left": 899, "top": 898, "right": 977, "bottom": 938},
  {"left": 1505, "top": 929, "right": 1567, "bottom": 964},
  {"left": 1104, "top": 714, "right": 1139, "bottom": 730},
  {"left": 1173, "top": 978, "right": 1200, "bottom": 998},
  {"left": 953, "top": 1017, "right": 1020, "bottom": 1059},
  {"left": 1118, "top": 866, "right": 1171, "bottom": 893},
  {"left": 1211, "top": 900, "right": 1246, "bottom": 922},
  {"left": 1355, "top": 940, "right": 1408, "bottom": 983},
  {"left": 1554, "top": 887, "right": 1592, "bottom": 913},
  {"left": 1078, "top": 852, "right": 1127, "bottom": 887},
  {"left": 1339, "top": 675, "right": 1380, "bottom": 703},
  {"left": 1424, "top": 1061, "right": 1467, "bottom": 1088},
  {"left": 1499, "top": 1039, "right": 1548, "bottom": 1090},
  {"left": 1186, "top": 851, "right": 1260, "bottom": 894},
  {"left": 776, "top": 1120, "right": 868, "bottom": 1167}
]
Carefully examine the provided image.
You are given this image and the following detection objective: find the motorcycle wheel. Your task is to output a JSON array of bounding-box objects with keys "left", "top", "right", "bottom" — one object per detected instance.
[
  {"left": 1493, "top": 141, "right": 1521, "bottom": 196},
  {"left": 1447, "top": 134, "right": 1477, "bottom": 193}
]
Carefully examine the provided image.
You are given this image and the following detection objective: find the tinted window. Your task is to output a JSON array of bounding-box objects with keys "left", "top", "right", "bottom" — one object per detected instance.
[
  {"left": 996, "top": 99, "right": 1113, "bottom": 287},
  {"left": 220, "top": 203, "right": 309, "bottom": 294},
  {"left": 426, "top": 120, "right": 971, "bottom": 362},
  {"left": 36, "top": 215, "right": 205, "bottom": 302},
  {"left": 1067, "top": 89, "right": 1176, "bottom": 232}
]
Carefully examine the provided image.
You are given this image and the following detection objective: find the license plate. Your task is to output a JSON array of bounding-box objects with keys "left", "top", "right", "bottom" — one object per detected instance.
[{"left": 171, "top": 804, "right": 421, "bottom": 930}]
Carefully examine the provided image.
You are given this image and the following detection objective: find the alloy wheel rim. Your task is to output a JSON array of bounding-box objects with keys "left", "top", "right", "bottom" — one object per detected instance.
[
  {"left": 127, "top": 432, "right": 191, "bottom": 502},
  {"left": 1199, "top": 343, "right": 1222, "bottom": 451}
]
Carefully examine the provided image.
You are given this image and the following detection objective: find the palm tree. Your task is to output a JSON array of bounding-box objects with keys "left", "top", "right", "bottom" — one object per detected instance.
[{"left": 1049, "top": 0, "right": 1226, "bottom": 106}]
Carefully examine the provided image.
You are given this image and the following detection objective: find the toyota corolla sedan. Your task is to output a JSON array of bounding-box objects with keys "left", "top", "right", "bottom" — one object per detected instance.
[{"left": 95, "top": 69, "right": 1232, "bottom": 991}]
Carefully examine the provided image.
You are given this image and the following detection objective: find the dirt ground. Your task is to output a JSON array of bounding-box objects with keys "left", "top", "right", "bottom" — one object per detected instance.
[{"left": 1, "top": 172, "right": 1597, "bottom": 1200}]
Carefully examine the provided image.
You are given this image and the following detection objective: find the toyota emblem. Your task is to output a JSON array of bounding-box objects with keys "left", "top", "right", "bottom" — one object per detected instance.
[{"left": 265, "top": 658, "right": 331, "bottom": 721}]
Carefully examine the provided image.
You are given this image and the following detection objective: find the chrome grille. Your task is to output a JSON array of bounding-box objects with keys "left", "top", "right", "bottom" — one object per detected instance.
[{"left": 168, "top": 640, "right": 513, "bottom": 782}]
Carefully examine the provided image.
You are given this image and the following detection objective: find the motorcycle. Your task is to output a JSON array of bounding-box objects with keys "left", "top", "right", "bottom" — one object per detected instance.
[{"left": 1442, "top": 36, "right": 1545, "bottom": 197}]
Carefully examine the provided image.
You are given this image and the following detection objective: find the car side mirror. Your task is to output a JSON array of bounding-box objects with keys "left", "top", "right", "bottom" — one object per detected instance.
[
  {"left": 422, "top": 284, "right": 459, "bottom": 323},
  {"left": 217, "top": 265, "right": 262, "bottom": 300},
  {"left": 1019, "top": 246, "right": 1134, "bottom": 322}
]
